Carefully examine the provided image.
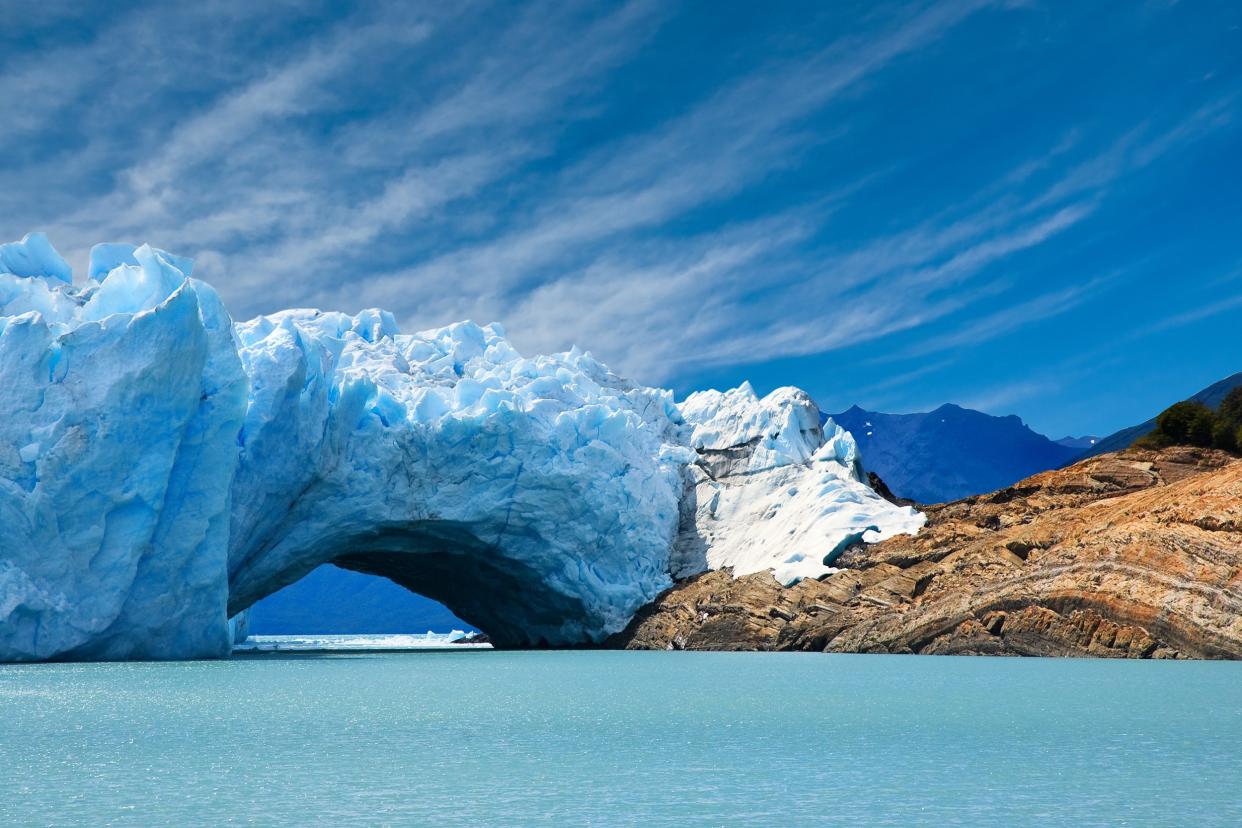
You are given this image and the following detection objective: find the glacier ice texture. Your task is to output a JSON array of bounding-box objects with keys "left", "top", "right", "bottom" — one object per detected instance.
[
  {"left": 676, "top": 383, "right": 924, "bottom": 585},
  {"left": 0, "top": 235, "right": 244, "bottom": 660},
  {"left": 0, "top": 234, "right": 922, "bottom": 660}
]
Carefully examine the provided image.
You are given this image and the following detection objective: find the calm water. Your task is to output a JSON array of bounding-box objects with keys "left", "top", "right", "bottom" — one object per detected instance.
[{"left": 1, "top": 652, "right": 1240, "bottom": 827}]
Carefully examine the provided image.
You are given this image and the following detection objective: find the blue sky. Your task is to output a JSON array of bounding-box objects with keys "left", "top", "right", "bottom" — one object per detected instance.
[{"left": 2, "top": 1, "right": 1239, "bottom": 437}]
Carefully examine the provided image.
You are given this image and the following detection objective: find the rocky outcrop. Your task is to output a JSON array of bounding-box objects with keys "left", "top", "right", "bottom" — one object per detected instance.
[{"left": 611, "top": 447, "right": 1242, "bottom": 659}]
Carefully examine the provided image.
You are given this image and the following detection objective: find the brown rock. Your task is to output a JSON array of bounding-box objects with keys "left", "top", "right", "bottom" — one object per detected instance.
[{"left": 610, "top": 446, "right": 1242, "bottom": 659}]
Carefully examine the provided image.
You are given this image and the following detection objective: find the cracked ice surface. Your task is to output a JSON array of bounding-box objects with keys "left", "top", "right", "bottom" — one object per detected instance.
[
  {"left": 0, "top": 235, "right": 245, "bottom": 660},
  {"left": 0, "top": 234, "right": 921, "bottom": 660},
  {"left": 224, "top": 308, "right": 690, "bottom": 647}
]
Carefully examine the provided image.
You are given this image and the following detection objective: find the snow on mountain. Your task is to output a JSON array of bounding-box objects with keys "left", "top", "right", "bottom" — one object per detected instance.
[{"left": 0, "top": 235, "right": 923, "bottom": 660}]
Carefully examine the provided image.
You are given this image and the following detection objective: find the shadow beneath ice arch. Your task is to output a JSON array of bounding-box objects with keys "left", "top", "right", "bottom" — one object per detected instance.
[{"left": 227, "top": 519, "right": 596, "bottom": 649}]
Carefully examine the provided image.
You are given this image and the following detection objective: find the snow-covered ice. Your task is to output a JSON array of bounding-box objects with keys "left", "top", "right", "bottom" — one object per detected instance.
[
  {"left": 0, "top": 235, "right": 922, "bottom": 661},
  {"left": 678, "top": 383, "right": 925, "bottom": 584}
]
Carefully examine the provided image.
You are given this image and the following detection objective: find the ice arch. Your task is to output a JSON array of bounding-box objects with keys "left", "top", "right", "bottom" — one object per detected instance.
[
  {"left": 224, "top": 310, "right": 688, "bottom": 647},
  {"left": 0, "top": 235, "right": 686, "bottom": 659},
  {"left": 0, "top": 233, "right": 921, "bottom": 661}
]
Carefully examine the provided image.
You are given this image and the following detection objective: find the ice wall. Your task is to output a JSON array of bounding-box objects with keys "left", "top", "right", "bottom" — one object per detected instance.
[
  {"left": 0, "top": 235, "right": 245, "bottom": 660},
  {"left": 224, "top": 311, "right": 689, "bottom": 646}
]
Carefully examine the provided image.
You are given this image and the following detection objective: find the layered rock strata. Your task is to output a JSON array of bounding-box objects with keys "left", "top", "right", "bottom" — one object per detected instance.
[{"left": 613, "top": 447, "right": 1242, "bottom": 659}]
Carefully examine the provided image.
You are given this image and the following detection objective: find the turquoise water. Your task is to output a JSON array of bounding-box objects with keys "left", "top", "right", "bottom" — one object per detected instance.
[{"left": 1, "top": 652, "right": 1239, "bottom": 827}]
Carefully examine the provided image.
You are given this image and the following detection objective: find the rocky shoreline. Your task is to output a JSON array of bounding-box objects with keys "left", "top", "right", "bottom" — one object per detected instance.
[{"left": 610, "top": 446, "right": 1242, "bottom": 658}]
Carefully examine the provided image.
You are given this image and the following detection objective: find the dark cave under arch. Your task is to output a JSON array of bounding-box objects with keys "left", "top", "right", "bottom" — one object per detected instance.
[{"left": 229, "top": 519, "right": 595, "bottom": 648}]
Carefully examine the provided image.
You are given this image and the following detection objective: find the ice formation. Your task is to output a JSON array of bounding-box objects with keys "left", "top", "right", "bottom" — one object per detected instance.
[
  {"left": 234, "top": 633, "right": 488, "bottom": 653},
  {"left": 224, "top": 310, "right": 687, "bottom": 649},
  {"left": 0, "top": 235, "right": 246, "bottom": 660},
  {"left": 0, "top": 234, "right": 922, "bottom": 661},
  {"left": 677, "top": 384, "right": 924, "bottom": 584}
]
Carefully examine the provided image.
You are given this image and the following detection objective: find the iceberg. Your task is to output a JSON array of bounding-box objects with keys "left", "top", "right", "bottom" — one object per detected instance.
[
  {"left": 0, "top": 234, "right": 922, "bottom": 661},
  {"left": 224, "top": 311, "right": 688, "bottom": 648}
]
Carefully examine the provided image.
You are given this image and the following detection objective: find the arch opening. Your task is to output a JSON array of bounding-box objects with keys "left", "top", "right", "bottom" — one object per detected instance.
[
  {"left": 242, "top": 565, "right": 473, "bottom": 638},
  {"left": 230, "top": 520, "right": 594, "bottom": 648}
]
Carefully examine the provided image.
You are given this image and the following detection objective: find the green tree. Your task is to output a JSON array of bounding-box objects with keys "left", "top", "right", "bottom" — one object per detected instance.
[
  {"left": 1217, "top": 386, "right": 1242, "bottom": 429},
  {"left": 1212, "top": 419, "right": 1238, "bottom": 451},
  {"left": 1138, "top": 400, "right": 1216, "bottom": 449}
]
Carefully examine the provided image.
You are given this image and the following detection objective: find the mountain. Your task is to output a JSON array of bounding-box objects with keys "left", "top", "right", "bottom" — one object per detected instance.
[
  {"left": 1055, "top": 435, "right": 1099, "bottom": 449},
  {"left": 828, "top": 404, "right": 1080, "bottom": 504},
  {"left": 247, "top": 566, "right": 473, "bottom": 635},
  {"left": 1077, "top": 371, "right": 1242, "bottom": 460}
]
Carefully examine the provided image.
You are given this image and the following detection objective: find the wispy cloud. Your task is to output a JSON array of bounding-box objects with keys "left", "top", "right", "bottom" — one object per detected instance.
[
  {"left": 832, "top": 359, "right": 959, "bottom": 412},
  {"left": 35, "top": 2, "right": 668, "bottom": 301},
  {"left": 291, "top": 0, "right": 1019, "bottom": 372},
  {"left": 957, "top": 378, "right": 1063, "bottom": 415},
  {"left": 1, "top": 0, "right": 1237, "bottom": 424},
  {"left": 882, "top": 273, "right": 1116, "bottom": 362}
]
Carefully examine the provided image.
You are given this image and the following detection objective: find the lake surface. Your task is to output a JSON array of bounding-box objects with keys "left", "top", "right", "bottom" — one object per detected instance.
[{"left": 1, "top": 651, "right": 1239, "bottom": 827}]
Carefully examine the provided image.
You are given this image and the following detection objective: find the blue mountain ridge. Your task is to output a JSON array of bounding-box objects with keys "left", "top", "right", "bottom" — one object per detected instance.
[
  {"left": 827, "top": 404, "right": 1080, "bottom": 505},
  {"left": 1054, "top": 435, "right": 1100, "bottom": 449},
  {"left": 248, "top": 565, "right": 473, "bottom": 636}
]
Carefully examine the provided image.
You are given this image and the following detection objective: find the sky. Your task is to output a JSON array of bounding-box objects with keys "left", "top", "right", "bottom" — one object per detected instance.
[{"left": 2, "top": 1, "right": 1239, "bottom": 438}]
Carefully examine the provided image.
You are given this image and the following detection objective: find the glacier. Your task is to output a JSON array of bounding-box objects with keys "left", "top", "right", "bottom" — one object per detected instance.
[
  {"left": 678, "top": 384, "right": 924, "bottom": 585},
  {"left": 0, "top": 233, "right": 922, "bottom": 661}
]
